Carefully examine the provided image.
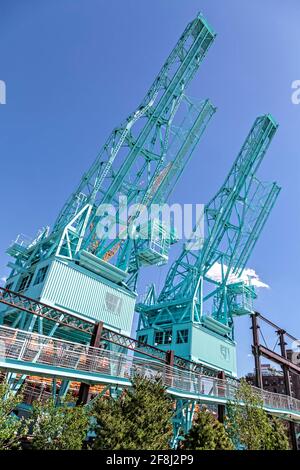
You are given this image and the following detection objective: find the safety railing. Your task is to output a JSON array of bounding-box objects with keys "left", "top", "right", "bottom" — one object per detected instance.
[
  {"left": 0, "top": 325, "right": 299, "bottom": 415},
  {"left": 21, "top": 383, "right": 53, "bottom": 405},
  {"left": 0, "top": 287, "right": 219, "bottom": 377}
]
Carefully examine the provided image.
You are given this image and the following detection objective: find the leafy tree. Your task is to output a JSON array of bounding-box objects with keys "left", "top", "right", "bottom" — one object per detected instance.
[
  {"left": 226, "top": 379, "right": 290, "bottom": 450},
  {"left": 92, "top": 374, "right": 173, "bottom": 450},
  {"left": 30, "top": 398, "right": 89, "bottom": 450},
  {"left": 265, "top": 416, "right": 290, "bottom": 450},
  {"left": 182, "top": 408, "right": 234, "bottom": 450},
  {"left": 0, "top": 382, "right": 28, "bottom": 450}
]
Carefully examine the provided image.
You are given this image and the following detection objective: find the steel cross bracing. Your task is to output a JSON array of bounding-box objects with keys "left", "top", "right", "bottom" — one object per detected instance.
[
  {"left": 138, "top": 114, "right": 281, "bottom": 335},
  {"left": 251, "top": 312, "right": 300, "bottom": 379},
  {"left": 7, "top": 13, "right": 217, "bottom": 289},
  {"left": 158, "top": 115, "right": 278, "bottom": 302},
  {"left": 251, "top": 312, "right": 300, "bottom": 450},
  {"left": 104, "top": 98, "right": 216, "bottom": 287},
  {"left": 54, "top": 14, "right": 215, "bottom": 230},
  {"left": 0, "top": 288, "right": 220, "bottom": 377}
]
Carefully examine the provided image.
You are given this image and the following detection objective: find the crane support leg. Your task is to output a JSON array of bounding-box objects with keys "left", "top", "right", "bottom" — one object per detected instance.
[
  {"left": 278, "top": 329, "right": 298, "bottom": 450},
  {"left": 76, "top": 322, "right": 104, "bottom": 405},
  {"left": 217, "top": 370, "right": 226, "bottom": 423},
  {"left": 251, "top": 313, "right": 263, "bottom": 388}
]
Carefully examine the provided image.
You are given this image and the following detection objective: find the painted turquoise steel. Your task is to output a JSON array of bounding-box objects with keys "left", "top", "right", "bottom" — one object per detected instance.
[
  {"left": 2, "top": 14, "right": 218, "bottom": 361},
  {"left": 0, "top": 11, "right": 283, "bottom": 443},
  {"left": 135, "top": 322, "right": 237, "bottom": 376},
  {"left": 5, "top": 13, "right": 217, "bottom": 301},
  {"left": 137, "top": 114, "right": 281, "bottom": 375},
  {"left": 2, "top": 257, "right": 136, "bottom": 337},
  {"left": 40, "top": 259, "right": 136, "bottom": 336},
  {"left": 157, "top": 115, "right": 279, "bottom": 303}
]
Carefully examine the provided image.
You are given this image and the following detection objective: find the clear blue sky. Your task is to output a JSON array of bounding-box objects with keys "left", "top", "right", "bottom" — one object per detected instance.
[{"left": 0, "top": 0, "right": 299, "bottom": 376}]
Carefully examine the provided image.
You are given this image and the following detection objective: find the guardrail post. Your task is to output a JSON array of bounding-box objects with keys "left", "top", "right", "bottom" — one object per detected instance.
[
  {"left": 166, "top": 350, "right": 174, "bottom": 367},
  {"left": 76, "top": 322, "right": 103, "bottom": 405},
  {"left": 217, "top": 370, "right": 226, "bottom": 423},
  {"left": 278, "top": 329, "right": 298, "bottom": 450},
  {"left": 18, "top": 337, "right": 29, "bottom": 361},
  {"left": 165, "top": 350, "right": 174, "bottom": 387}
]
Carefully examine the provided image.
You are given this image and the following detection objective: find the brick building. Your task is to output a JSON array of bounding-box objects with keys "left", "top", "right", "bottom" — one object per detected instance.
[
  {"left": 287, "top": 349, "right": 300, "bottom": 399},
  {"left": 245, "top": 363, "right": 286, "bottom": 394}
]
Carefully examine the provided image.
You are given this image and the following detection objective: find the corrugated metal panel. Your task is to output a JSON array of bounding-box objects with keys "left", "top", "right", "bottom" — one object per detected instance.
[{"left": 40, "top": 259, "right": 136, "bottom": 335}]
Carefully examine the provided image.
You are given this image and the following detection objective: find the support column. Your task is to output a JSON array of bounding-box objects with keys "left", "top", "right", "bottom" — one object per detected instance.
[
  {"left": 90, "top": 321, "right": 104, "bottom": 349},
  {"left": 251, "top": 313, "right": 263, "bottom": 389},
  {"left": 217, "top": 370, "right": 226, "bottom": 423},
  {"left": 76, "top": 322, "right": 104, "bottom": 405},
  {"left": 165, "top": 350, "right": 174, "bottom": 387},
  {"left": 278, "top": 329, "right": 298, "bottom": 450},
  {"left": 166, "top": 350, "right": 174, "bottom": 367}
]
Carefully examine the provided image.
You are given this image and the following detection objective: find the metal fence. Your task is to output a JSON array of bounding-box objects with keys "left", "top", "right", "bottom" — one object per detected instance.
[{"left": 0, "top": 325, "right": 299, "bottom": 415}]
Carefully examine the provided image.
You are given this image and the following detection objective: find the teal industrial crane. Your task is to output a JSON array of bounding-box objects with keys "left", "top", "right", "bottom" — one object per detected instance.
[
  {"left": 136, "top": 114, "right": 281, "bottom": 377},
  {"left": 0, "top": 13, "right": 284, "bottom": 446},
  {"left": 2, "top": 13, "right": 216, "bottom": 338}
]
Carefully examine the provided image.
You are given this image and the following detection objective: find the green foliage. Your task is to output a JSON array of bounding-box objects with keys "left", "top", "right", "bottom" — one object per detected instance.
[
  {"left": 264, "top": 416, "right": 290, "bottom": 450},
  {"left": 30, "top": 399, "right": 89, "bottom": 450},
  {"left": 0, "top": 383, "right": 28, "bottom": 450},
  {"left": 92, "top": 374, "right": 173, "bottom": 450},
  {"left": 226, "top": 379, "right": 290, "bottom": 450},
  {"left": 182, "top": 408, "right": 234, "bottom": 450},
  {"left": 0, "top": 376, "right": 290, "bottom": 451}
]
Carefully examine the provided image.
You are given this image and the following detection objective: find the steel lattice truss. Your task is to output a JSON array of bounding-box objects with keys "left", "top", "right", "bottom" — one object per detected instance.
[
  {"left": 138, "top": 114, "right": 281, "bottom": 334},
  {"left": 7, "top": 13, "right": 217, "bottom": 289}
]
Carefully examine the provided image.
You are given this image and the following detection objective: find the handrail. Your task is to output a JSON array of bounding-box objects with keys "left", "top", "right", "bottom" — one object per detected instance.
[
  {"left": 0, "top": 325, "right": 299, "bottom": 415},
  {"left": 0, "top": 287, "right": 220, "bottom": 377}
]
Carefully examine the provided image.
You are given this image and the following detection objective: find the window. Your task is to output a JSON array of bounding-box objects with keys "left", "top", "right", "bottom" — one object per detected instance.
[
  {"left": 17, "top": 274, "right": 33, "bottom": 292},
  {"left": 18, "top": 276, "right": 29, "bottom": 292},
  {"left": 105, "top": 292, "right": 123, "bottom": 315},
  {"left": 34, "top": 265, "right": 49, "bottom": 285},
  {"left": 138, "top": 335, "right": 148, "bottom": 346},
  {"left": 154, "top": 329, "right": 172, "bottom": 346},
  {"left": 154, "top": 331, "right": 164, "bottom": 345},
  {"left": 176, "top": 329, "right": 189, "bottom": 344}
]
